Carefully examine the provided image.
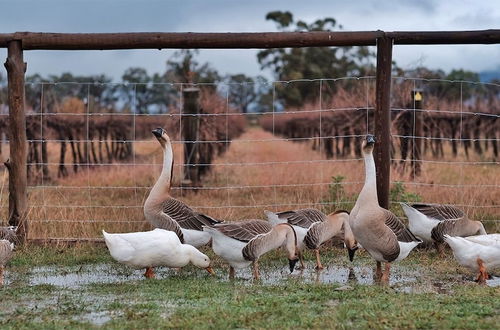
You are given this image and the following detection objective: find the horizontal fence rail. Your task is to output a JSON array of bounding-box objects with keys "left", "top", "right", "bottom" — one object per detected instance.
[{"left": 1, "top": 30, "right": 500, "bottom": 50}]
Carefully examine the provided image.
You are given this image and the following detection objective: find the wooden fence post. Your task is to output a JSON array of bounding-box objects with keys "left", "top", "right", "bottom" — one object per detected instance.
[
  {"left": 182, "top": 87, "right": 200, "bottom": 187},
  {"left": 411, "top": 89, "right": 423, "bottom": 178},
  {"left": 374, "top": 36, "right": 393, "bottom": 209},
  {"left": 4, "top": 40, "right": 28, "bottom": 244}
]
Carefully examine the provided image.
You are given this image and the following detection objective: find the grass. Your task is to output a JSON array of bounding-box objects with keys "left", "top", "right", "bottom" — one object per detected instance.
[{"left": 1, "top": 245, "right": 499, "bottom": 329}]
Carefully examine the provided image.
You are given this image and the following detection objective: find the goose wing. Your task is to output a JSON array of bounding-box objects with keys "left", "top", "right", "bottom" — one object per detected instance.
[
  {"left": 303, "top": 222, "right": 323, "bottom": 250},
  {"left": 431, "top": 219, "right": 461, "bottom": 243},
  {"left": 383, "top": 210, "right": 420, "bottom": 243},
  {"left": 410, "top": 203, "right": 464, "bottom": 221},
  {"left": 162, "top": 198, "right": 222, "bottom": 231},
  {"left": 276, "top": 208, "right": 326, "bottom": 228},
  {"left": 213, "top": 220, "right": 272, "bottom": 243}
]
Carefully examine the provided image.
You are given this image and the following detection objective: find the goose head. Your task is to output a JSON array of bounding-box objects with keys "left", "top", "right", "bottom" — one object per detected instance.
[
  {"left": 362, "top": 134, "right": 376, "bottom": 154},
  {"left": 152, "top": 127, "right": 171, "bottom": 149},
  {"left": 188, "top": 246, "right": 215, "bottom": 275}
]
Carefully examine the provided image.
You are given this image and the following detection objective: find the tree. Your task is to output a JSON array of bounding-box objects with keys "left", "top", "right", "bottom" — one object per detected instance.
[
  {"left": 257, "top": 11, "right": 375, "bottom": 107},
  {"left": 121, "top": 67, "right": 153, "bottom": 114},
  {"left": 165, "top": 50, "right": 221, "bottom": 87},
  {"left": 225, "top": 74, "right": 261, "bottom": 113}
]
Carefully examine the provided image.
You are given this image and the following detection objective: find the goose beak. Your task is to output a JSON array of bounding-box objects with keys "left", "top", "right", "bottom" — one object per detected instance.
[
  {"left": 366, "top": 134, "right": 376, "bottom": 145},
  {"left": 205, "top": 266, "right": 215, "bottom": 275},
  {"left": 348, "top": 246, "right": 358, "bottom": 262},
  {"left": 152, "top": 127, "right": 164, "bottom": 138},
  {"left": 289, "top": 258, "right": 298, "bottom": 273}
]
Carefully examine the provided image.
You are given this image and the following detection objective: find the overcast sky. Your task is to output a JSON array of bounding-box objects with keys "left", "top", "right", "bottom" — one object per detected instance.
[{"left": 1, "top": 0, "right": 499, "bottom": 81}]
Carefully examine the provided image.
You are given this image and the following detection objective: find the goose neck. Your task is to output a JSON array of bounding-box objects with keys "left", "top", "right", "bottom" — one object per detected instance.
[
  {"left": 358, "top": 151, "right": 378, "bottom": 206},
  {"left": 148, "top": 142, "right": 173, "bottom": 203}
]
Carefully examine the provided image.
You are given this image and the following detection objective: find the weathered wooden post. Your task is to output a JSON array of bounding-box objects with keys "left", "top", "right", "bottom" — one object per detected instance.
[
  {"left": 374, "top": 36, "right": 393, "bottom": 209},
  {"left": 4, "top": 40, "right": 28, "bottom": 244},
  {"left": 411, "top": 89, "right": 423, "bottom": 178},
  {"left": 182, "top": 87, "right": 200, "bottom": 187}
]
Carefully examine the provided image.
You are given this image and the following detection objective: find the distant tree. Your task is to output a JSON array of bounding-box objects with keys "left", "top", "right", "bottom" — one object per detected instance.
[
  {"left": 165, "top": 50, "right": 221, "bottom": 87},
  {"left": 257, "top": 11, "right": 375, "bottom": 107},
  {"left": 225, "top": 74, "right": 262, "bottom": 113},
  {"left": 121, "top": 67, "right": 154, "bottom": 113}
]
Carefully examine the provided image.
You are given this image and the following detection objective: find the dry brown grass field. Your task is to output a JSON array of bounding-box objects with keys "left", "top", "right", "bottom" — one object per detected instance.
[{"left": 1, "top": 123, "right": 497, "bottom": 239}]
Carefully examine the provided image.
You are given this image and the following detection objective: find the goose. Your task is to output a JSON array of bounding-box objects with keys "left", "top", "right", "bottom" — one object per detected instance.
[
  {"left": 0, "top": 226, "right": 18, "bottom": 244},
  {"left": 144, "top": 127, "right": 222, "bottom": 247},
  {"left": 0, "top": 239, "right": 14, "bottom": 286},
  {"left": 401, "top": 203, "right": 487, "bottom": 254},
  {"left": 349, "top": 135, "right": 421, "bottom": 283},
  {"left": 265, "top": 209, "right": 358, "bottom": 270},
  {"left": 203, "top": 220, "right": 299, "bottom": 280},
  {"left": 103, "top": 229, "right": 214, "bottom": 278},
  {"left": 444, "top": 234, "right": 500, "bottom": 284}
]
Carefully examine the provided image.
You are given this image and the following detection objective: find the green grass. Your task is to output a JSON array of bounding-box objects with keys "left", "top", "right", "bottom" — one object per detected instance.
[{"left": 1, "top": 245, "right": 499, "bottom": 329}]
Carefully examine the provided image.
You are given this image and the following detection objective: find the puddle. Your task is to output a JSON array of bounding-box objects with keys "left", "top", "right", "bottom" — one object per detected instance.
[
  {"left": 75, "top": 311, "right": 114, "bottom": 326},
  {"left": 27, "top": 264, "right": 181, "bottom": 288}
]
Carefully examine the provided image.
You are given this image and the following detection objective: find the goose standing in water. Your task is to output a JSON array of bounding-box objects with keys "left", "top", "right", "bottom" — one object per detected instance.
[
  {"left": 349, "top": 135, "right": 421, "bottom": 283},
  {"left": 203, "top": 220, "right": 299, "bottom": 280},
  {"left": 401, "top": 203, "right": 486, "bottom": 254},
  {"left": 444, "top": 234, "right": 500, "bottom": 284},
  {"left": 265, "top": 209, "right": 357, "bottom": 270},
  {"left": 0, "top": 239, "right": 14, "bottom": 286},
  {"left": 144, "top": 128, "right": 222, "bottom": 247},
  {"left": 103, "top": 229, "right": 214, "bottom": 278}
]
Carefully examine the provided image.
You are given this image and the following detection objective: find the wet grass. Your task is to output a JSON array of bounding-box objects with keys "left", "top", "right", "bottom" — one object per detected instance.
[{"left": 1, "top": 245, "right": 499, "bottom": 329}]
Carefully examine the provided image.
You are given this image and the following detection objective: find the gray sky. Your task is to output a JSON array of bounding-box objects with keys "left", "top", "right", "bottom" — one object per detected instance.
[{"left": 1, "top": 0, "right": 499, "bottom": 81}]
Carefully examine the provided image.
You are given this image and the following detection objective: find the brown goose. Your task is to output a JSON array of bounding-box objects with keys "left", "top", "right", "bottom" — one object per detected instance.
[
  {"left": 144, "top": 128, "right": 222, "bottom": 247},
  {"left": 402, "top": 203, "right": 486, "bottom": 254},
  {"left": 0, "top": 239, "right": 14, "bottom": 286},
  {"left": 203, "top": 220, "right": 299, "bottom": 279},
  {"left": 266, "top": 209, "right": 357, "bottom": 269},
  {"left": 0, "top": 226, "right": 18, "bottom": 244},
  {"left": 349, "top": 135, "right": 421, "bottom": 283}
]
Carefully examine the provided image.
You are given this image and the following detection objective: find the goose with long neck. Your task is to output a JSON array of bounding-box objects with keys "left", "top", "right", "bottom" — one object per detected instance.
[
  {"left": 203, "top": 220, "right": 299, "bottom": 280},
  {"left": 144, "top": 127, "right": 222, "bottom": 247},
  {"left": 349, "top": 135, "right": 421, "bottom": 283},
  {"left": 265, "top": 209, "right": 358, "bottom": 270}
]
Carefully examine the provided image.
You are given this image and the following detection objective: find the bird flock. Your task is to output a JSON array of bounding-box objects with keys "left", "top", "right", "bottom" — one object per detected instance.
[{"left": 0, "top": 128, "right": 498, "bottom": 287}]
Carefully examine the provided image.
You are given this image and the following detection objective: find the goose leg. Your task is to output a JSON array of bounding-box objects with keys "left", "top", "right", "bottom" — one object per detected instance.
[
  {"left": 252, "top": 261, "right": 260, "bottom": 280},
  {"left": 315, "top": 249, "right": 324, "bottom": 270},
  {"left": 229, "top": 266, "right": 235, "bottom": 280},
  {"left": 0, "top": 265, "right": 4, "bottom": 286},
  {"left": 375, "top": 261, "right": 382, "bottom": 280},
  {"left": 381, "top": 263, "right": 391, "bottom": 284},
  {"left": 144, "top": 267, "right": 155, "bottom": 279},
  {"left": 476, "top": 258, "right": 488, "bottom": 285},
  {"left": 435, "top": 242, "right": 445, "bottom": 257},
  {"left": 296, "top": 251, "right": 306, "bottom": 270}
]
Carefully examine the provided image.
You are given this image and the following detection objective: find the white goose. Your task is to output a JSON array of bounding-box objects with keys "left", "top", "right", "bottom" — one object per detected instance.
[
  {"left": 444, "top": 234, "right": 500, "bottom": 284},
  {"left": 144, "top": 127, "right": 222, "bottom": 247},
  {"left": 401, "top": 203, "right": 486, "bottom": 253},
  {"left": 103, "top": 229, "right": 214, "bottom": 278},
  {"left": 265, "top": 209, "right": 358, "bottom": 269},
  {"left": 203, "top": 220, "right": 299, "bottom": 280},
  {"left": 0, "top": 239, "right": 14, "bottom": 286},
  {"left": 349, "top": 135, "right": 421, "bottom": 283}
]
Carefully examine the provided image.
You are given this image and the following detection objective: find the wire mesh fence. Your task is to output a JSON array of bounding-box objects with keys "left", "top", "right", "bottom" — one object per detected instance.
[{"left": 0, "top": 76, "right": 498, "bottom": 239}]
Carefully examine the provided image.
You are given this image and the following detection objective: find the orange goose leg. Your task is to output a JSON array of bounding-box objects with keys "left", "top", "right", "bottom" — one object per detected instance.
[
  {"left": 380, "top": 263, "right": 391, "bottom": 284},
  {"left": 476, "top": 258, "right": 488, "bottom": 285},
  {"left": 315, "top": 249, "right": 324, "bottom": 270},
  {"left": 375, "top": 261, "right": 383, "bottom": 281},
  {"left": 144, "top": 267, "right": 155, "bottom": 279},
  {"left": 229, "top": 266, "right": 235, "bottom": 280}
]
